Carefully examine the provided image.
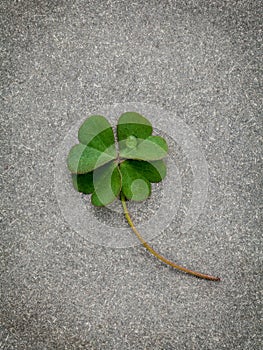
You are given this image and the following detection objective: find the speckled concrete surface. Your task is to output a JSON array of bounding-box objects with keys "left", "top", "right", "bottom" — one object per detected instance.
[{"left": 1, "top": 1, "right": 262, "bottom": 349}]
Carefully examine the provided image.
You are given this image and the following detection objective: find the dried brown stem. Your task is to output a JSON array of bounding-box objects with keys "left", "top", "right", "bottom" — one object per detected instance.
[{"left": 121, "top": 193, "right": 220, "bottom": 282}]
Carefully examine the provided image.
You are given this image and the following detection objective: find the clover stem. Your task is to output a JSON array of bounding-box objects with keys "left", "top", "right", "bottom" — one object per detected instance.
[{"left": 120, "top": 192, "right": 220, "bottom": 282}]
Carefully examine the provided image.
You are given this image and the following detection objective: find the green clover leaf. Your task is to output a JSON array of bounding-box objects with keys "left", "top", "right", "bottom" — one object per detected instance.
[
  {"left": 67, "top": 115, "right": 117, "bottom": 174},
  {"left": 117, "top": 111, "right": 153, "bottom": 142},
  {"left": 67, "top": 112, "right": 168, "bottom": 206},
  {"left": 91, "top": 161, "right": 121, "bottom": 207}
]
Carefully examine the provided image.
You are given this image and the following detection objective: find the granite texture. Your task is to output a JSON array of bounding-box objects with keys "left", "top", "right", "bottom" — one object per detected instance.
[{"left": 1, "top": 1, "right": 262, "bottom": 349}]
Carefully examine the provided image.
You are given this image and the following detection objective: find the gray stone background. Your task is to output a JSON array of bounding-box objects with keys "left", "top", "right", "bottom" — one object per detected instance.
[{"left": 1, "top": 1, "right": 262, "bottom": 349}]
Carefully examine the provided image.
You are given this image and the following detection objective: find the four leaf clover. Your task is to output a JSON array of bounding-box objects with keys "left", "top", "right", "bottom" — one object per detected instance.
[
  {"left": 66, "top": 111, "right": 220, "bottom": 281},
  {"left": 67, "top": 112, "right": 168, "bottom": 206}
]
